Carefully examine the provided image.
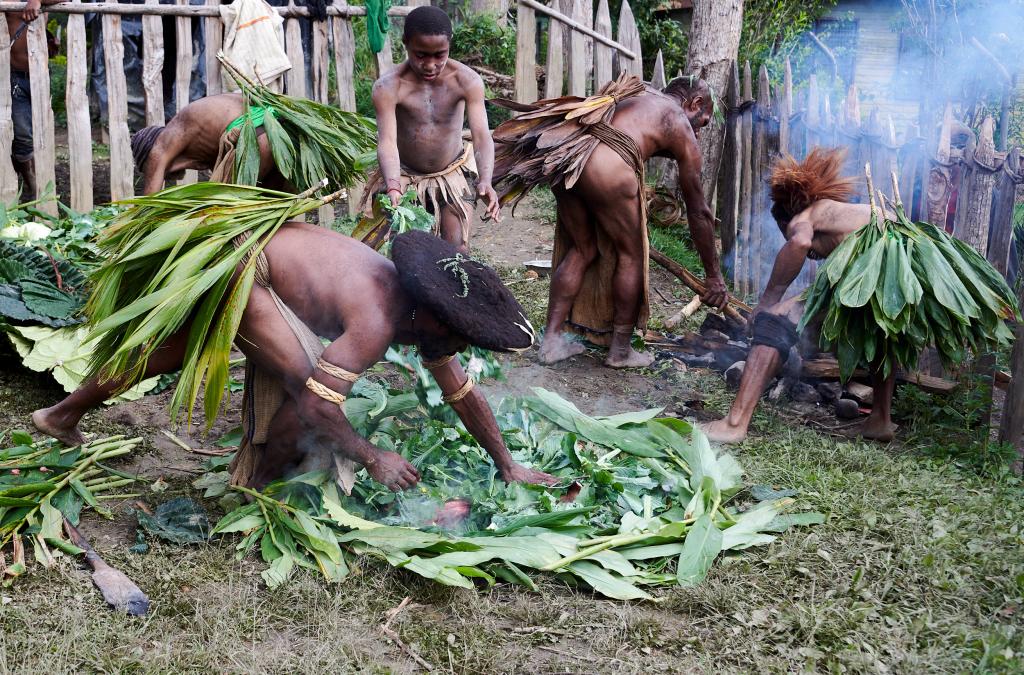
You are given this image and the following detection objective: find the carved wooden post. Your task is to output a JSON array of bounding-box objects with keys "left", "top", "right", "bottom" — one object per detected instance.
[
  {"left": 514, "top": 0, "right": 537, "bottom": 102},
  {"left": 953, "top": 117, "right": 998, "bottom": 256},
  {"left": 616, "top": 0, "right": 641, "bottom": 78},
  {"left": 986, "top": 148, "right": 1020, "bottom": 278},
  {"left": 719, "top": 61, "right": 741, "bottom": 281},
  {"left": 66, "top": 0, "right": 93, "bottom": 209},
  {"left": 926, "top": 103, "right": 954, "bottom": 226}
]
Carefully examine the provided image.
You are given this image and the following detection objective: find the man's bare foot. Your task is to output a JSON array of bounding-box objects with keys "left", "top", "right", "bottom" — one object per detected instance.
[
  {"left": 31, "top": 407, "right": 85, "bottom": 447},
  {"left": 858, "top": 417, "right": 897, "bottom": 442},
  {"left": 501, "top": 464, "right": 559, "bottom": 486},
  {"left": 699, "top": 418, "right": 749, "bottom": 444},
  {"left": 538, "top": 334, "right": 586, "bottom": 364},
  {"left": 605, "top": 347, "right": 655, "bottom": 369}
]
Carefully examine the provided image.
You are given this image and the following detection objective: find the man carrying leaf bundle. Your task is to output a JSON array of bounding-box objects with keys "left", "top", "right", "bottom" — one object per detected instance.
[
  {"left": 490, "top": 75, "right": 727, "bottom": 368},
  {"left": 363, "top": 6, "right": 499, "bottom": 252},
  {"left": 702, "top": 148, "right": 1018, "bottom": 444},
  {"left": 32, "top": 186, "right": 555, "bottom": 492}
]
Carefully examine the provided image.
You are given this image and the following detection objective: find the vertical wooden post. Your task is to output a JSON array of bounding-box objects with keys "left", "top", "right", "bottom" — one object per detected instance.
[
  {"left": 898, "top": 123, "right": 921, "bottom": 220},
  {"left": 593, "top": 0, "right": 612, "bottom": 92},
  {"left": 616, "top": 0, "right": 641, "bottom": 78},
  {"left": 205, "top": 0, "right": 223, "bottom": 95},
  {"left": 66, "top": 0, "right": 93, "bottom": 210},
  {"left": 286, "top": 1, "right": 306, "bottom": 97},
  {"left": 332, "top": 2, "right": 360, "bottom": 214},
  {"left": 750, "top": 65, "right": 773, "bottom": 295},
  {"left": 953, "top": 117, "right": 998, "bottom": 256},
  {"left": 926, "top": 102, "right": 954, "bottom": 227},
  {"left": 312, "top": 19, "right": 330, "bottom": 103},
  {"left": 176, "top": 0, "right": 197, "bottom": 184},
  {"left": 142, "top": 0, "right": 165, "bottom": 127},
  {"left": 26, "top": 22, "right": 56, "bottom": 211},
  {"left": 999, "top": 180, "right": 1024, "bottom": 472},
  {"left": 778, "top": 57, "right": 792, "bottom": 156},
  {"left": 986, "top": 148, "right": 1019, "bottom": 278},
  {"left": 544, "top": 0, "right": 564, "bottom": 99},
  {"left": 0, "top": 15, "right": 16, "bottom": 205},
  {"left": 374, "top": 13, "right": 394, "bottom": 77},
  {"left": 103, "top": 14, "right": 133, "bottom": 200},
  {"left": 737, "top": 60, "right": 753, "bottom": 296},
  {"left": 567, "top": 1, "right": 586, "bottom": 96},
  {"left": 647, "top": 50, "right": 672, "bottom": 187},
  {"left": 805, "top": 74, "right": 819, "bottom": 152},
  {"left": 822, "top": 94, "right": 833, "bottom": 147},
  {"left": 514, "top": 0, "right": 537, "bottom": 102},
  {"left": 719, "top": 61, "right": 741, "bottom": 281},
  {"left": 650, "top": 50, "right": 665, "bottom": 89}
]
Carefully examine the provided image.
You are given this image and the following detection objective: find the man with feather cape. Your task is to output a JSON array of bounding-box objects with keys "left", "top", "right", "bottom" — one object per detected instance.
[
  {"left": 31, "top": 184, "right": 556, "bottom": 493},
  {"left": 489, "top": 74, "right": 728, "bottom": 368},
  {"left": 702, "top": 148, "right": 1018, "bottom": 444}
]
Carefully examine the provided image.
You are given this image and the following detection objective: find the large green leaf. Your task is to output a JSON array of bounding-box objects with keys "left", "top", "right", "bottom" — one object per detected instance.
[{"left": 676, "top": 513, "right": 723, "bottom": 586}]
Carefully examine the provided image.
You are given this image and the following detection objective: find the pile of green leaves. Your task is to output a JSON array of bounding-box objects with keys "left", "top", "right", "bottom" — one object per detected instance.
[
  {"left": 0, "top": 433, "right": 142, "bottom": 584},
  {"left": 212, "top": 387, "right": 821, "bottom": 599},
  {"left": 0, "top": 239, "right": 85, "bottom": 328},
  {"left": 85, "top": 182, "right": 334, "bottom": 426},
  {"left": 351, "top": 190, "right": 435, "bottom": 255},
  {"left": 801, "top": 198, "right": 1019, "bottom": 381},
  {"left": 220, "top": 56, "right": 376, "bottom": 193}
]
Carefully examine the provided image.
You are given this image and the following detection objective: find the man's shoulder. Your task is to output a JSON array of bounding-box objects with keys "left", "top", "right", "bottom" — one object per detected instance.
[{"left": 448, "top": 60, "right": 484, "bottom": 89}]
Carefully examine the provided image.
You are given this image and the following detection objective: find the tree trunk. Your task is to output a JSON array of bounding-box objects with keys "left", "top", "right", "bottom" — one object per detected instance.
[{"left": 685, "top": 0, "right": 744, "bottom": 203}]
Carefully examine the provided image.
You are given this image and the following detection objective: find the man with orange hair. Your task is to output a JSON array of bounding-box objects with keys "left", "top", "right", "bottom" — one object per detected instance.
[{"left": 702, "top": 148, "right": 898, "bottom": 444}]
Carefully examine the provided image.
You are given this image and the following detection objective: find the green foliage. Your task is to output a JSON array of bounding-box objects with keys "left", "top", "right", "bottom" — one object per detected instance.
[
  {"left": 647, "top": 224, "right": 702, "bottom": 276},
  {"left": 609, "top": 0, "right": 688, "bottom": 78},
  {"left": 801, "top": 201, "right": 1019, "bottom": 381},
  {"left": 739, "top": 0, "right": 839, "bottom": 73},
  {"left": 451, "top": 12, "right": 516, "bottom": 74},
  {"left": 211, "top": 386, "right": 820, "bottom": 596}
]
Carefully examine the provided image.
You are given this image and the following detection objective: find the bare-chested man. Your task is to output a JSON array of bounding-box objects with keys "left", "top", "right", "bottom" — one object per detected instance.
[
  {"left": 492, "top": 75, "right": 728, "bottom": 368},
  {"left": 364, "top": 6, "right": 498, "bottom": 252},
  {"left": 32, "top": 228, "right": 555, "bottom": 491},
  {"left": 702, "top": 148, "right": 897, "bottom": 444},
  {"left": 7, "top": 0, "right": 61, "bottom": 200},
  {"left": 131, "top": 93, "right": 281, "bottom": 194}
]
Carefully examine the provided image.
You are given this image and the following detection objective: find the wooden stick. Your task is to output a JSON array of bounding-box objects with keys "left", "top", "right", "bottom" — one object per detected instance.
[
  {"left": 648, "top": 246, "right": 750, "bottom": 322},
  {"left": 381, "top": 597, "right": 433, "bottom": 671},
  {"left": 519, "top": 0, "right": 636, "bottom": 61}
]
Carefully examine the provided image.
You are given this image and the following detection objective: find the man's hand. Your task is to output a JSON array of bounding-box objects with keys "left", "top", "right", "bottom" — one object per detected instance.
[
  {"left": 500, "top": 463, "right": 559, "bottom": 486},
  {"left": 22, "top": 0, "right": 41, "bottom": 22},
  {"left": 477, "top": 181, "right": 501, "bottom": 222},
  {"left": 386, "top": 188, "right": 402, "bottom": 209},
  {"left": 702, "top": 274, "right": 729, "bottom": 311},
  {"left": 365, "top": 450, "right": 420, "bottom": 492}
]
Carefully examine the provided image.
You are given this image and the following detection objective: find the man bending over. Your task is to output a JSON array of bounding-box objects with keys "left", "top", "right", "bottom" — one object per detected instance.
[
  {"left": 492, "top": 75, "right": 728, "bottom": 368},
  {"left": 363, "top": 5, "right": 499, "bottom": 251},
  {"left": 701, "top": 148, "right": 897, "bottom": 444}
]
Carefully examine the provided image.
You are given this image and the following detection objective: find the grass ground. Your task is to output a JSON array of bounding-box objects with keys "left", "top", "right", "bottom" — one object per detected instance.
[{"left": 0, "top": 348, "right": 1022, "bottom": 673}]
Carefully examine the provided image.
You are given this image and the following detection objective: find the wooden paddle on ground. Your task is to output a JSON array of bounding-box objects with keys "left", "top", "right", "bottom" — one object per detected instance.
[{"left": 63, "top": 519, "right": 150, "bottom": 616}]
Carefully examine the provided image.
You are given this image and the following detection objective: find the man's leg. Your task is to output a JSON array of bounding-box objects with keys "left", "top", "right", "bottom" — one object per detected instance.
[
  {"left": 860, "top": 370, "right": 897, "bottom": 441},
  {"left": 437, "top": 202, "right": 469, "bottom": 253},
  {"left": 32, "top": 328, "right": 191, "bottom": 446},
  {"left": 702, "top": 298, "right": 803, "bottom": 443},
  {"left": 11, "top": 72, "right": 35, "bottom": 202},
  {"left": 596, "top": 197, "right": 652, "bottom": 368},
  {"left": 538, "top": 188, "right": 598, "bottom": 364}
]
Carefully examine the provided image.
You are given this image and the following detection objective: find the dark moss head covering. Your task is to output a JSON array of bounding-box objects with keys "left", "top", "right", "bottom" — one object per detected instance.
[{"left": 391, "top": 231, "right": 536, "bottom": 353}]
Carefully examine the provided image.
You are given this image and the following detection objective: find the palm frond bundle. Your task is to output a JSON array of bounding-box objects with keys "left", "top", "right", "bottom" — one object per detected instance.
[
  {"left": 219, "top": 55, "right": 377, "bottom": 191},
  {"left": 801, "top": 168, "right": 1019, "bottom": 381},
  {"left": 86, "top": 182, "right": 342, "bottom": 425}
]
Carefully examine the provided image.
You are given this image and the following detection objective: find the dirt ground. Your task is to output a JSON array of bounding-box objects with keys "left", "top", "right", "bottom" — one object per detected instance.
[{"left": 1, "top": 193, "right": 1022, "bottom": 673}]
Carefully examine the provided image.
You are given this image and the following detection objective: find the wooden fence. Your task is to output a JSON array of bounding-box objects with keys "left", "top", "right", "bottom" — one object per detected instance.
[
  {"left": 0, "top": 0, "right": 422, "bottom": 216},
  {"left": 718, "top": 57, "right": 1024, "bottom": 296}
]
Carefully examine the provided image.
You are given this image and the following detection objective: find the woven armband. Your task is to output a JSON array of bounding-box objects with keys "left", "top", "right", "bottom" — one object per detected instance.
[
  {"left": 421, "top": 353, "right": 456, "bottom": 369},
  {"left": 316, "top": 357, "right": 360, "bottom": 383},
  {"left": 442, "top": 378, "right": 475, "bottom": 404},
  {"left": 305, "top": 377, "right": 347, "bottom": 408}
]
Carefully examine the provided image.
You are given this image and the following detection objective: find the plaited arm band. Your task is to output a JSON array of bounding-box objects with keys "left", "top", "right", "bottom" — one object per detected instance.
[
  {"left": 442, "top": 377, "right": 475, "bottom": 404},
  {"left": 316, "top": 357, "right": 361, "bottom": 383},
  {"left": 305, "top": 377, "right": 346, "bottom": 408},
  {"left": 421, "top": 353, "right": 456, "bottom": 369}
]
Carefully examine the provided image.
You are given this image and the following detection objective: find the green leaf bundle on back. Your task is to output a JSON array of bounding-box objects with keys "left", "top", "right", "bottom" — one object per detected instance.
[
  {"left": 801, "top": 170, "right": 1019, "bottom": 381},
  {"left": 85, "top": 182, "right": 341, "bottom": 426},
  {"left": 219, "top": 55, "right": 377, "bottom": 192}
]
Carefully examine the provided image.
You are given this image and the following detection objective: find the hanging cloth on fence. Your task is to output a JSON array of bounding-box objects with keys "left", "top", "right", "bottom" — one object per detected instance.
[
  {"left": 220, "top": 0, "right": 292, "bottom": 91},
  {"left": 365, "top": 0, "right": 391, "bottom": 54}
]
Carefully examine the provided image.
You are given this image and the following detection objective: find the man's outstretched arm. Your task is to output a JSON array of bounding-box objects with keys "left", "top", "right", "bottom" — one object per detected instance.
[
  {"left": 371, "top": 77, "right": 404, "bottom": 207},
  {"left": 671, "top": 120, "right": 729, "bottom": 309},
  {"left": 756, "top": 219, "right": 813, "bottom": 312},
  {"left": 427, "top": 357, "right": 556, "bottom": 485},
  {"left": 464, "top": 73, "right": 500, "bottom": 221}
]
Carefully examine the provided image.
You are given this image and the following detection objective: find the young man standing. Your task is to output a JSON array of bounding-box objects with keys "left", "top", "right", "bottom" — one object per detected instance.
[{"left": 363, "top": 6, "right": 499, "bottom": 252}]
